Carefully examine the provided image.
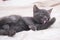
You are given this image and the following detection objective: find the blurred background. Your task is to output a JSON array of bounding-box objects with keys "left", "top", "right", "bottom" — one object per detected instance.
[{"left": 0, "top": 0, "right": 60, "bottom": 17}]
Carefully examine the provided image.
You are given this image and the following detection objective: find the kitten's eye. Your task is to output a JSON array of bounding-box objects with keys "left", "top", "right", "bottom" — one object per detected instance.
[{"left": 40, "top": 16, "right": 43, "bottom": 18}]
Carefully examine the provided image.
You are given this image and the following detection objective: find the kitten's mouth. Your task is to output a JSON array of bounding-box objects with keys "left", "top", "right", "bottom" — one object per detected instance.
[
  {"left": 41, "top": 18, "right": 48, "bottom": 24},
  {"left": 44, "top": 21, "right": 47, "bottom": 24},
  {"left": 40, "top": 21, "right": 46, "bottom": 24},
  {"left": 41, "top": 19, "right": 47, "bottom": 24}
]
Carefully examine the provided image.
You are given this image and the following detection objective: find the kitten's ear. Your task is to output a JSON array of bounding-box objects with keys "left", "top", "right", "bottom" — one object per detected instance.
[
  {"left": 33, "top": 5, "right": 39, "bottom": 13},
  {"left": 48, "top": 8, "right": 53, "bottom": 13}
]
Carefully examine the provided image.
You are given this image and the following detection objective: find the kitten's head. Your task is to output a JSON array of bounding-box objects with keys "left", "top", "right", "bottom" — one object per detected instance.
[{"left": 33, "top": 5, "right": 53, "bottom": 24}]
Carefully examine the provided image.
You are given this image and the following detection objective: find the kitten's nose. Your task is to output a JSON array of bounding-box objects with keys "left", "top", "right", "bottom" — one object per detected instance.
[
  {"left": 44, "top": 18, "right": 46, "bottom": 20},
  {"left": 44, "top": 16, "right": 47, "bottom": 20}
]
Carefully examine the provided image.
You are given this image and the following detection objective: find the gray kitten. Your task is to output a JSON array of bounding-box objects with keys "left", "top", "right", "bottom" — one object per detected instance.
[{"left": 0, "top": 5, "right": 56, "bottom": 36}]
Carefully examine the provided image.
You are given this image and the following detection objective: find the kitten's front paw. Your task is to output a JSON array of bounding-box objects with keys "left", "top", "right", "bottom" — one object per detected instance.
[
  {"left": 49, "top": 17, "right": 56, "bottom": 24},
  {"left": 29, "top": 25, "right": 37, "bottom": 31}
]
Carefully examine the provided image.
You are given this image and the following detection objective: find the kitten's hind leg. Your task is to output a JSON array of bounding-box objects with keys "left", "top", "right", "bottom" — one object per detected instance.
[
  {"left": 2, "top": 24, "right": 10, "bottom": 30},
  {"left": 8, "top": 29, "right": 16, "bottom": 37},
  {"left": 0, "top": 29, "right": 16, "bottom": 36},
  {"left": 0, "top": 29, "right": 8, "bottom": 35},
  {"left": 40, "top": 17, "right": 56, "bottom": 30}
]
